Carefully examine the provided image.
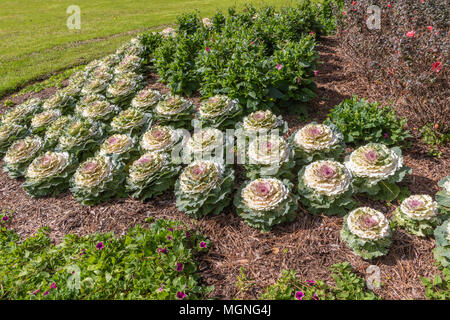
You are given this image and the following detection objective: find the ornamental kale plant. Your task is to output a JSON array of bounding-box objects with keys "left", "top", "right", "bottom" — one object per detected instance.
[
  {"left": 433, "top": 220, "right": 450, "bottom": 268},
  {"left": 345, "top": 143, "right": 411, "bottom": 201},
  {"left": 98, "top": 134, "right": 138, "bottom": 163},
  {"left": 341, "top": 207, "right": 392, "bottom": 260},
  {"left": 81, "top": 67, "right": 112, "bottom": 96},
  {"left": 393, "top": 195, "right": 442, "bottom": 237},
  {"left": 70, "top": 155, "right": 126, "bottom": 206},
  {"left": 153, "top": 94, "right": 195, "bottom": 129},
  {"left": 30, "top": 109, "right": 62, "bottom": 136},
  {"left": 326, "top": 96, "right": 411, "bottom": 146},
  {"left": 126, "top": 152, "right": 181, "bottom": 201},
  {"left": 0, "top": 123, "right": 28, "bottom": 155},
  {"left": 110, "top": 108, "right": 149, "bottom": 136},
  {"left": 43, "top": 115, "right": 73, "bottom": 149},
  {"left": 23, "top": 151, "right": 78, "bottom": 197},
  {"left": 140, "top": 125, "right": 184, "bottom": 154},
  {"left": 56, "top": 118, "right": 105, "bottom": 159},
  {"left": 234, "top": 178, "right": 298, "bottom": 231},
  {"left": 106, "top": 72, "right": 144, "bottom": 107},
  {"left": 289, "top": 122, "right": 345, "bottom": 165},
  {"left": 0, "top": 98, "right": 41, "bottom": 126},
  {"left": 175, "top": 160, "right": 234, "bottom": 219},
  {"left": 183, "top": 128, "right": 225, "bottom": 162},
  {"left": 297, "top": 160, "right": 356, "bottom": 216},
  {"left": 131, "top": 88, "right": 162, "bottom": 112},
  {"left": 114, "top": 55, "right": 144, "bottom": 75},
  {"left": 235, "top": 110, "right": 288, "bottom": 139},
  {"left": 0, "top": 218, "right": 212, "bottom": 300},
  {"left": 436, "top": 176, "right": 450, "bottom": 214},
  {"left": 245, "top": 135, "right": 295, "bottom": 180},
  {"left": 2, "top": 135, "right": 43, "bottom": 178},
  {"left": 192, "top": 95, "right": 242, "bottom": 130},
  {"left": 75, "top": 99, "right": 120, "bottom": 123},
  {"left": 42, "top": 92, "right": 75, "bottom": 114}
]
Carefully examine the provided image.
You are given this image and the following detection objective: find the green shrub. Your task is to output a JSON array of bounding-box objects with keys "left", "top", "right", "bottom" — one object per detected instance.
[
  {"left": 0, "top": 217, "right": 212, "bottom": 300},
  {"left": 326, "top": 96, "right": 411, "bottom": 146}
]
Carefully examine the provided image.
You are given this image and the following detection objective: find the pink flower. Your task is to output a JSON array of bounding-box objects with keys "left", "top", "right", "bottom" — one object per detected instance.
[
  {"left": 297, "top": 77, "right": 301, "bottom": 84},
  {"left": 185, "top": 231, "right": 191, "bottom": 238},
  {"left": 431, "top": 61, "right": 443, "bottom": 73},
  {"left": 43, "top": 291, "right": 50, "bottom": 296},
  {"left": 176, "top": 263, "right": 183, "bottom": 272},
  {"left": 383, "top": 133, "right": 389, "bottom": 139},
  {"left": 96, "top": 242, "right": 104, "bottom": 250},
  {"left": 313, "top": 70, "right": 318, "bottom": 76},
  {"left": 32, "top": 289, "right": 40, "bottom": 295},
  {"left": 275, "top": 64, "right": 283, "bottom": 70},
  {"left": 343, "top": 11, "right": 347, "bottom": 15},
  {"left": 157, "top": 247, "right": 167, "bottom": 254},
  {"left": 427, "top": 26, "right": 433, "bottom": 31},
  {"left": 2, "top": 216, "right": 8, "bottom": 222},
  {"left": 200, "top": 241, "right": 207, "bottom": 248},
  {"left": 406, "top": 31, "right": 415, "bottom": 38},
  {"left": 310, "top": 31, "right": 315, "bottom": 35},
  {"left": 295, "top": 291, "right": 305, "bottom": 300},
  {"left": 387, "top": 3, "right": 391, "bottom": 8},
  {"left": 306, "top": 280, "right": 316, "bottom": 286},
  {"left": 167, "top": 235, "right": 172, "bottom": 240},
  {"left": 177, "top": 291, "right": 186, "bottom": 299},
  {"left": 50, "top": 282, "right": 57, "bottom": 289},
  {"left": 205, "top": 46, "right": 210, "bottom": 52},
  {"left": 352, "top": 1, "right": 356, "bottom": 5},
  {"left": 313, "top": 293, "right": 319, "bottom": 300}
]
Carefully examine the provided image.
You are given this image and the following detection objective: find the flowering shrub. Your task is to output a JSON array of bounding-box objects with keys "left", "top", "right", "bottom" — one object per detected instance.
[
  {"left": 0, "top": 219, "right": 212, "bottom": 299},
  {"left": 23, "top": 151, "right": 78, "bottom": 197},
  {"left": 75, "top": 99, "right": 120, "bottom": 123},
  {"left": 393, "top": 195, "right": 442, "bottom": 237},
  {"left": 175, "top": 160, "right": 234, "bottom": 219},
  {"left": 338, "top": 0, "right": 448, "bottom": 133},
  {"left": 289, "top": 122, "right": 345, "bottom": 165},
  {"left": 56, "top": 118, "right": 105, "bottom": 159},
  {"left": 3, "top": 136, "right": 43, "bottom": 178},
  {"left": 0, "top": 123, "right": 28, "bottom": 154},
  {"left": 70, "top": 155, "right": 126, "bottom": 206},
  {"left": 235, "top": 110, "right": 288, "bottom": 139},
  {"left": 298, "top": 160, "right": 355, "bottom": 216},
  {"left": 98, "top": 134, "right": 137, "bottom": 162},
  {"left": 345, "top": 143, "right": 410, "bottom": 201},
  {"left": 42, "top": 92, "right": 75, "bottom": 114},
  {"left": 341, "top": 207, "right": 392, "bottom": 260},
  {"left": 30, "top": 109, "right": 62, "bottom": 135},
  {"left": 192, "top": 95, "right": 242, "bottom": 129},
  {"left": 234, "top": 178, "right": 298, "bottom": 231},
  {"left": 140, "top": 125, "right": 183, "bottom": 154},
  {"left": 245, "top": 135, "right": 295, "bottom": 180},
  {"left": 433, "top": 220, "right": 450, "bottom": 268},
  {"left": 43, "top": 115, "right": 73, "bottom": 149},
  {"left": 131, "top": 88, "right": 162, "bottom": 112},
  {"left": 106, "top": 72, "right": 143, "bottom": 107},
  {"left": 126, "top": 152, "right": 181, "bottom": 201},
  {"left": 110, "top": 108, "right": 149, "bottom": 136},
  {"left": 0, "top": 98, "right": 41, "bottom": 126},
  {"left": 184, "top": 128, "right": 225, "bottom": 162},
  {"left": 326, "top": 96, "right": 410, "bottom": 146},
  {"left": 436, "top": 176, "right": 450, "bottom": 214},
  {"left": 153, "top": 94, "right": 195, "bottom": 129}
]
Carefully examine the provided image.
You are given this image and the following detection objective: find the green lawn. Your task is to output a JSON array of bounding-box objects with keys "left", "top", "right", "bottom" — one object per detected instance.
[{"left": 0, "top": 0, "right": 297, "bottom": 98}]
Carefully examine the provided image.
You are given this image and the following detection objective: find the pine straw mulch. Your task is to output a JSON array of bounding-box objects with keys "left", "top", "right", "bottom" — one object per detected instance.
[{"left": 1, "top": 36, "right": 449, "bottom": 300}]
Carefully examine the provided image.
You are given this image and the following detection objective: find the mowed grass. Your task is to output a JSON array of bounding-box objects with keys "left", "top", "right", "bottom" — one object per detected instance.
[{"left": 0, "top": 0, "right": 298, "bottom": 98}]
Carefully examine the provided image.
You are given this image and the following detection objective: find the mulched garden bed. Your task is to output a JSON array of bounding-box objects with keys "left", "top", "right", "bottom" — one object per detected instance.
[{"left": 1, "top": 36, "right": 448, "bottom": 300}]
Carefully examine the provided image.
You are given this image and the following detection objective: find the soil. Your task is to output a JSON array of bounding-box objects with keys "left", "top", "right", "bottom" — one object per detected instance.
[{"left": 0, "top": 36, "right": 448, "bottom": 300}]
